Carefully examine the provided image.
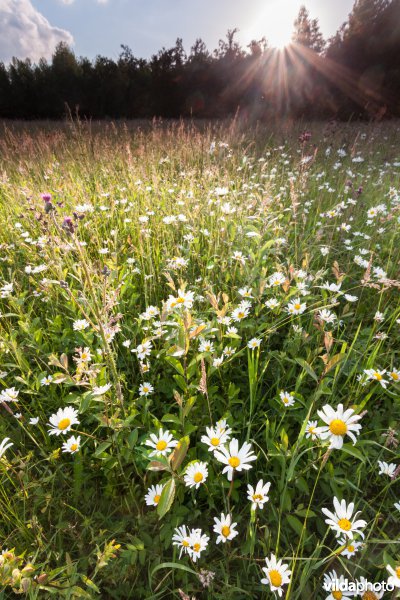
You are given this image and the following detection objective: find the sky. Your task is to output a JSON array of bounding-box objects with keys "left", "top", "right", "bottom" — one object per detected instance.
[{"left": 0, "top": 0, "right": 356, "bottom": 64}]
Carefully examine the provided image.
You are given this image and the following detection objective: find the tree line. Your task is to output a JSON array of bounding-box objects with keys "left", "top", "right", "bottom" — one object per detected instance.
[{"left": 0, "top": 0, "right": 399, "bottom": 120}]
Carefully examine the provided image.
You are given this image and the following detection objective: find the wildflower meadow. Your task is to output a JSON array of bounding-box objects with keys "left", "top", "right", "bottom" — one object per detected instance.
[{"left": 0, "top": 119, "right": 399, "bottom": 599}]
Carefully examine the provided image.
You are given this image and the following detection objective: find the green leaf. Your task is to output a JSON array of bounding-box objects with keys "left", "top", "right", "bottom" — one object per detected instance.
[
  {"left": 151, "top": 561, "right": 197, "bottom": 580},
  {"left": 94, "top": 441, "right": 112, "bottom": 457},
  {"left": 287, "top": 514, "right": 304, "bottom": 537},
  {"left": 157, "top": 478, "right": 176, "bottom": 519},
  {"left": 294, "top": 358, "right": 318, "bottom": 382},
  {"left": 170, "top": 435, "right": 190, "bottom": 471}
]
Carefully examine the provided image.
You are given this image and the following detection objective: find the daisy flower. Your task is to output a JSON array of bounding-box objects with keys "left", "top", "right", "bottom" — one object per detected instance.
[
  {"left": 201, "top": 422, "right": 232, "bottom": 452},
  {"left": 213, "top": 513, "right": 238, "bottom": 544},
  {"left": 199, "top": 339, "right": 215, "bottom": 353},
  {"left": 287, "top": 298, "right": 306, "bottom": 315},
  {"left": 305, "top": 420, "right": 319, "bottom": 440},
  {"left": 316, "top": 403, "right": 362, "bottom": 449},
  {"left": 75, "top": 347, "right": 92, "bottom": 365},
  {"left": 0, "top": 387, "right": 19, "bottom": 403},
  {"left": 357, "top": 576, "right": 384, "bottom": 599},
  {"left": 172, "top": 525, "right": 191, "bottom": 558},
  {"left": 280, "top": 391, "right": 295, "bottom": 407},
  {"left": 73, "top": 319, "right": 89, "bottom": 331},
  {"left": 247, "top": 480, "right": 271, "bottom": 510},
  {"left": 323, "top": 570, "right": 353, "bottom": 600},
  {"left": 377, "top": 460, "right": 396, "bottom": 477},
  {"left": 92, "top": 383, "right": 112, "bottom": 396},
  {"left": 261, "top": 553, "right": 291, "bottom": 597},
  {"left": 184, "top": 461, "right": 208, "bottom": 489},
  {"left": 139, "top": 382, "right": 154, "bottom": 396},
  {"left": 394, "top": 501, "right": 400, "bottom": 512},
  {"left": 41, "top": 375, "right": 54, "bottom": 386},
  {"left": 167, "top": 288, "right": 194, "bottom": 310},
  {"left": 231, "top": 306, "right": 249, "bottom": 321},
  {"left": 389, "top": 368, "right": 400, "bottom": 382},
  {"left": 387, "top": 564, "right": 400, "bottom": 588},
  {"left": 0, "top": 437, "right": 13, "bottom": 458},
  {"left": 62, "top": 435, "right": 81, "bottom": 454},
  {"left": 337, "top": 536, "right": 363, "bottom": 558},
  {"left": 187, "top": 529, "right": 209, "bottom": 562},
  {"left": 247, "top": 338, "right": 261, "bottom": 350},
  {"left": 363, "top": 369, "right": 388, "bottom": 388},
  {"left": 132, "top": 340, "right": 152, "bottom": 360},
  {"left": 144, "top": 484, "right": 164, "bottom": 507},
  {"left": 322, "top": 496, "right": 367, "bottom": 539},
  {"left": 214, "top": 438, "right": 256, "bottom": 481},
  {"left": 145, "top": 428, "right": 178, "bottom": 457},
  {"left": 268, "top": 272, "right": 286, "bottom": 287},
  {"left": 265, "top": 298, "right": 280, "bottom": 309},
  {"left": 47, "top": 407, "right": 80, "bottom": 436}
]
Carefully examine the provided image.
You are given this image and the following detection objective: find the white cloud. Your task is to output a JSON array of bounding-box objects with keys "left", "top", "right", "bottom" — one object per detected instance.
[{"left": 0, "top": 0, "right": 74, "bottom": 63}]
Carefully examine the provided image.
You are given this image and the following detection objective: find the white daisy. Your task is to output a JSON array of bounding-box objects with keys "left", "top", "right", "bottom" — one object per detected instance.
[
  {"left": 183, "top": 461, "right": 208, "bottom": 489},
  {"left": 92, "top": 383, "right": 112, "bottom": 396},
  {"left": 305, "top": 420, "right": 319, "bottom": 440},
  {"left": 213, "top": 513, "right": 238, "bottom": 544},
  {"left": 363, "top": 369, "right": 388, "bottom": 388},
  {"left": 287, "top": 298, "right": 306, "bottom": 315},
  {"left": 172, "top": 525, "right": 191, "bottom": 558},
  {"left": 268, "top": 272, "right": 286, "bottom": 287},
  {"left": 145, "top": 428, "right": 178, "bottom": 457},
  {"left": 0, "top": 437, "right": 13, "bottom": 458},
  {"left": 316, "top": 403, "right": 362, "bottom": 449},
  {"left": 261, "top": 553, "right": 291, "bottom": 597},
  {"left": 214, "top": 438, "right": 257, "bottom": 481},
  {"left": 387, "top": 564, "right": 400, "bottom": 588},
  {"left": 280, "top": 391, "right": 295, "bottom": 407},
  {"left": 323, "top": 570, "right": 353, "bottom": 600},
  {"left": 47, "top": 407, "right": 80, "bottom": 436},
  {"left": 201, "top": 422, "right": 231, "bottom": 452},
  {"left": 247, "top": 480, "right": 271, "bottom": 510},
  {"left": 73, "top": 319, "right": 89, "bottom": 331},
  {"left": 247, "top": 338, "right": 261, "bottom": 350},
  {"left": 0, "top": 387, "right": 19, "bottom": 403},
  {"left": 62, "top": 435, "right": 81, "bottom": 454},
  {"left": 322, "top": 496, "right": 367, "bottom": 539},
  {"left": 144, "top": 484, "right": 164, "bottom": 507},
  {"left": 357, "top": 576, "right": 384, "bottom": 599},
  {"left": 265, "top": 298, "right": 280, "bottom": 309},
  {"left": 337, "top": 536, "right": 363, "bottom": 558},
  {"left": 139, "top": 382, "right": 154, "bottom": 396},
  {"left": 187, "top": 528, "right": 209, "bottom": 562}
]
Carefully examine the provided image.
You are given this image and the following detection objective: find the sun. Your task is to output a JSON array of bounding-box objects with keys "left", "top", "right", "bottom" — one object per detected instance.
[{"left": 243, "top": 1, "right": 294, "bottom": 50}]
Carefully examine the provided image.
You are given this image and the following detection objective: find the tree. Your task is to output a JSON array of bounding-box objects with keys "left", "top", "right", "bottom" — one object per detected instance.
[{"left": 292, "top": 6, "right": 325, "bottom": 53}]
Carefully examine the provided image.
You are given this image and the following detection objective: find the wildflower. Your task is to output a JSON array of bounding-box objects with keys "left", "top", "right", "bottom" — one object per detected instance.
[
  {"left": 280, "top": 391, "right": 295, "bottom": 407},
  {"left": 287, "top": 298, "right": 306, "bottom": 315},
  {"left": 377, "top": 460, "right": 396, "bottom": 477},
  {"left": 139, "top": 382, "right": 154, "bottom": 396},
  {"left": 269, "top": 272, "right": 286, "bottom": 287},
  {"left": 265, "top": 298, "right": 280, "bottom": 309},
  {"left": 0, "top": 387, "right": 19, "bottom": 403},
  {"left": 145, "top": 428, "right": 178, "bottom": 457},
  {"left": 322, "top": 281, "right": 342, "bottom": 293},
  {"left": 201, "top": 421, "right": 232, "bottom": 452},
  {"left": 316, "top": 403, "right": 362, "bottom": 449},
  {"left": 41, "top": 375, "right": 53, "bottom": 386},
  {"left": 231, "top": 251, "right": 247, "bottom": 265},
  {"left": 214, "top": 438, "right": 256, "bottom": 481},
  {"left": 389, "top": 368, "right": 400, "bottom": 382},
  {"left": 223, "top": 346, "right": 235, "bottom": 357},
  {"left": 386, "top": 564, "right": 400, "bottom": 588},
  {"left": 323, "top": 570, "right": 353, "bottom": 600},
  {"left": 247, "top": 480, "right": 271, "bottom": 510},
  {"left": 29, "top": 417, "right": 39, "bottom": 425},
  {"left": 47, "top": 407, "right": 80, "bottom": 436},
  {"left": 231, "top": 306, "right": 249, "bottom": 321},
  {"left": 75, "top": 347, "right": 92, "bottom": 365},
  {"left": 172, "top": 525, "right": 191, "bottom": 558},
  {"left": 247, "top": 338, "right": 261, "bottom": 349},
  {"left": 344, "top": 294, "right": 358, "bottom": 302},
  {"left": 337, "top": 536, "right": 363, "bottom": 558},
  {"left": 141, "top": 306, "right": 160, "bottom": 320},
  {"left": 322, "top": 496, "right": 367, "bottom": 539},
  {"left": 167, "top": 288, "right": 195, "bottom": 310},
  {"left": 73, "top": 319, "right": 89, "bottom": 331},
  {"left": 132, "top": 340, "right": 152, "bottom": 360},
  {"left": 394, "top": 501, "right": 400, "bottom": 512},
  {"left": 62, "top": 435, "right": 81, "bottom": 454},
  {"left": 92, "top": 383, "right": 112, "bottom": 396},
  {"left": 364, "top": 369, "right": 388, "bottom": 388},
  {"left": 199, "top": 339, "right": 215, "bottom": 353},
  {"left": 0, "top": 437, "right": 13, "bottom": 458},
  {"left": 213, "top": 513, "right": 238, "bottom": 544},
  {"left": 305, "top": 420, "right": 319, "bottom": 440},
  {"left": 261, "top": 554, "right": 291, "bottom": 597},
  {"left": 212, "top": 356, "right": 223, "bottom": 368},
  {"left": 317, "top": 309, "right": 337, "bottom": 324},
  {"left": 357, "top": 576, "right": 384, "bottom": 599},
  {"left": 184, "top": 461, "right": 208, "bottom": 489},
  {"left": 144, "top": 484, "right": 164, "bottom": 507},
  {"left": 238, "top": 287, "right": 253, "bottom": 298},
  {"left": 188, "top": 529, "right": 209, "bottom": 562}
]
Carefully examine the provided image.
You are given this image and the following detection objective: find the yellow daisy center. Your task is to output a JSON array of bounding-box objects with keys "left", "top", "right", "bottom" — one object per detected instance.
[
  {"left": 58, "top": 418, "right": 71, "bottom": 431},
  {"left": 237, "top": 312, "right": 245, "bottom": 319},
  {"left": 81, "top": 353, "right": 88, "bottom": 361},
  {"left": 194, "top": 472, "right": 203, "bottom": 483},
  {"left": 396, "top": 566, "right": 400, "bottom": 578},
  {"left": 154, "top": 494, "right": 161, "bottom": 504},
  {"left": 253, "top": 494, "right": 263, "bottom": 501},
  {"left": 373, "top": 372, "right": 382, "bottom": 380},
  {"left": 363, "top": 592, "right": 378, "bottom": 600},
  {"left": 156, "top": 440, "right": 167, "bottom": 451},
  {"left": 221, "top": 525, "right": 230, "bottom": 537},
  {"left": 182, "top": 540, "right": 190, "bottom": 547},
  {"left": 308, "top": 426, "right": 315, "bottom": 433},
  {"left": 70, "top": 444, "right": 78, "bottom": 452},
  {"left": 176, "top": 297, "right": 185, "bottom": 304},
  {"left": 332, "top": 592, "right": 342, "bottom": 600},
  {"left": 229, "top": 456, "right": 240, "bottom": 468},
  {"left": 193, "top": 543, "right": 200, "bottom": 552},
  {"left": 329, "top": 419, "right": 347, "bottom": 436},
  {"left": 294, "top": 303, "right": 301, "bottom": 310},
  {"left": 347, "top": 545, "right": 354, "bottom": 553},
  {"left": 391, "top": 372, "right": 399, "bottom": 380},
  {"left": 210, "top": 437, "right": 220, "bottom": 446},
  {"left": 269, "top": 570, "right": 282, "bottom": 587},
  {"left": 338, "top": 518, "right": 352, "bottom": 531}
]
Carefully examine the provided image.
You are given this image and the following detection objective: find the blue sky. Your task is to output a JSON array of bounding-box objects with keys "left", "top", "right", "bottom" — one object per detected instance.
[{"left": 1, "top": 0, "right": 356, "bottom": 63}]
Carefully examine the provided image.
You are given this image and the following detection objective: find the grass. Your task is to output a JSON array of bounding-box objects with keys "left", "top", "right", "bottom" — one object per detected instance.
[{"left": 0, "top": 117, "right": 399, "bottom": 599}]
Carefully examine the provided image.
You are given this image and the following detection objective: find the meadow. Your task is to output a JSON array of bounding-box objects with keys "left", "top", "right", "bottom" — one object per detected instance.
[{"left": 0, "top": 118, "right": 399, "bottom": 599}]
